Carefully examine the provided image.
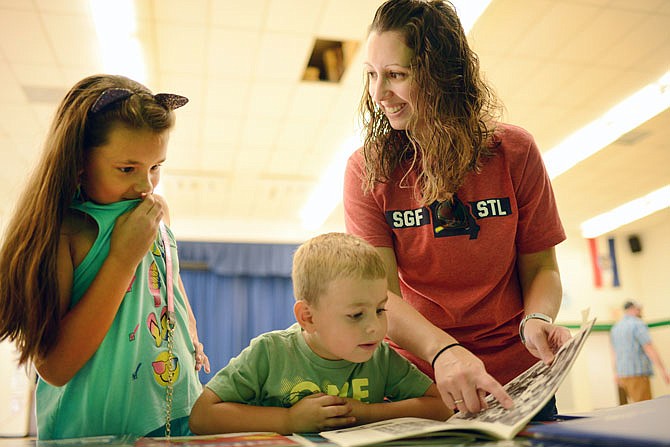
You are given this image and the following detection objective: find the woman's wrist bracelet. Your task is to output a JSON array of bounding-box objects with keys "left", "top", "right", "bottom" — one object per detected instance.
[{"left": 431, "top": 342, "right": 462, "bottom": 370}]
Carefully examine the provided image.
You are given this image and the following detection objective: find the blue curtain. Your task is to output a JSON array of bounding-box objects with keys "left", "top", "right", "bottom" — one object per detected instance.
[{"left": 177, "top": 241, "right": 299, "bottom": 383}]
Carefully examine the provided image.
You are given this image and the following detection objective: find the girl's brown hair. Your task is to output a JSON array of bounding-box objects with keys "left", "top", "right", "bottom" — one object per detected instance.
[
  {"left": 359, "top": 0, "right": 502, "bottom": 204},
  {"left": 0, "top": 74, "right": 177, "bottom": 366}
]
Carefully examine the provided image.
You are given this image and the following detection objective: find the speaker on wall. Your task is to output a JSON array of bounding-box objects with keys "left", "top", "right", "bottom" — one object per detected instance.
[{"left": 628, "top": 235, "right": 642, "bottom": 253}]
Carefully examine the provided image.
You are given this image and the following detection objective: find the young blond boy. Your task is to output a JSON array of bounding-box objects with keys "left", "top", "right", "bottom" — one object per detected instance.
[{"left": 189, "top": 232, "right": 450, "bottom": 434}]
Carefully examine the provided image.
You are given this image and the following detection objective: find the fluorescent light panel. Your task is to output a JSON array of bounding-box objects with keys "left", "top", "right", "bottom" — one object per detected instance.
[
  {"left": 89, "top": 0, "right": 147, "bottom": 83},
  {"left": 299, "top": 1, "right": 492, "bottom": 231},
  {"left": 580, "top": 185, "right": 670, "bottom": 238},
  {"left": 300, "top": 135, "right": 362, "bottom": 231},
  {"left": 544, "top": 71, "right": 670, "bottom": 180}
]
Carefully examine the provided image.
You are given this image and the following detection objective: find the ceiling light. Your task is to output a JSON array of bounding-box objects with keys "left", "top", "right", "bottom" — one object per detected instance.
[
  {"left": 450, "top": 0, "right": 493, "bottom": 32},
  {"left": 300, "top": 135, "right": 362, "bottom": 231},
  {"left": 299, "top": 1, "right": 491, "bottom": 231},
  {"left": 544, "top": 71, "right": 670, "bottom": 179},
  {"left": 89, "top": 0, "right": 146, "bottom": 83},
  {"left": 580, "top": 185, "right": 670, "bottom": 238}
]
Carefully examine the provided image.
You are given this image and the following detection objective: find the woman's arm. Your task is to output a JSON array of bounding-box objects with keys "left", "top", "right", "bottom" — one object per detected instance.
[
  {"left": 516, "top": 247, "right": 572, "bottom": 364},
  {"left": 376, "top": 247, "right": 512, "bottom": 414}
]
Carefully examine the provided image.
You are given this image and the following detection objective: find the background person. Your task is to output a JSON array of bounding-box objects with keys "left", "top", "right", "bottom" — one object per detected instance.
[{"left": 610, "top": 300, "right": 670, "bottom": 403}]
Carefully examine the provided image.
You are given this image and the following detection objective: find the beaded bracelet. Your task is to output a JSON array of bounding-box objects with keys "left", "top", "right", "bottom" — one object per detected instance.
[{"left": 431, "top": 342, "right": 462, "bottom": 369}]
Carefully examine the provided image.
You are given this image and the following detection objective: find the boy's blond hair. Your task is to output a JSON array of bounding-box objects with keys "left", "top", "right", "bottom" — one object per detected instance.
[{"left": 292, "top": 232, "right": 386, "bottom": 305}]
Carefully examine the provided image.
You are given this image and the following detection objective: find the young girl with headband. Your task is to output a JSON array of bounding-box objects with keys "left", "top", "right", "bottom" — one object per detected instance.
[{"left": 0, "top": 74, "right": 209, "bottom": 439}]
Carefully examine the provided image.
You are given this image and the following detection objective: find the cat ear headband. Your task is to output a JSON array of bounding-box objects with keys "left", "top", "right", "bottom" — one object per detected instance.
[{"left": 90, "top": 88, "right": 188, "bottom": 114}]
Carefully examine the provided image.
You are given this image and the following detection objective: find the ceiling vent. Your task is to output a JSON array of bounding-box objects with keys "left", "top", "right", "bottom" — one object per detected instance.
[
  {"left": 302, "top": 38, "right": 359, "bottom": 83},
  {"left": 613, "top": 129, "right": 651, "bottom": 146}
]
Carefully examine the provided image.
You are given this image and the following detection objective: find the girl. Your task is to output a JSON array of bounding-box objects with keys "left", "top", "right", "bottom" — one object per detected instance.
[{"left": 0, "top": 74, "right": 209, "bottom": 439}]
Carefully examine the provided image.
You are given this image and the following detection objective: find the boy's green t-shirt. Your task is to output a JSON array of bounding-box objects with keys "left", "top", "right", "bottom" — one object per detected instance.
[{"left": 206, "top": 323, "right": 433, "bottom": 407}]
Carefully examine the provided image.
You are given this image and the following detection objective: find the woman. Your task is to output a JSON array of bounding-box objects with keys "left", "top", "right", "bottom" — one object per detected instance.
[{"left": 344, "top": 0, "right": 571, "bottom": 417}]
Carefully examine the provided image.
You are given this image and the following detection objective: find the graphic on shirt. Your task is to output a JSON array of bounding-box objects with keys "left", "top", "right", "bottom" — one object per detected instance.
[
  {"left": 385, "top": 196, "right": 511, "bottom": 240},
  {"left": 126, "top": 275, "right": 135, "bottom": 292},
  {"left": 385, "top": 207, "right": 431, "bottom": 230},
  {"left": 430, "top": 195, "right": 480, "bottom": 239},
  {"left": 147, "top": 306, "right": 169, "bottom": 347},
  {"left": 151, "top": 240, "right": 162, "bottom": 257},
  {"left": 148, "top": 261, "right": 162, "bottom": 307},
  {"left": 132, "top": 362, "right": 142, "bottom": 380},
  {"left": 129, "top": 323, "right": 139, "bottom": 341},
  {"left": 280, "top": 378, "right": 372, "bottom": 406},
  {"left": 471, "top": 197, "right": 512, "bottom": 220},
  {"left": 152, "top": 350, "right": 180, "bottom": 386}
]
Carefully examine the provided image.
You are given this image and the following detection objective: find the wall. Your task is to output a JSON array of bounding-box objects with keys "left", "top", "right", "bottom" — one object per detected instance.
[
  {"left": 0, "top": 342, "right": 34, "bottom": 436},
  {"left": 555, "top": 214, "right": 670, "bottom": 413}
]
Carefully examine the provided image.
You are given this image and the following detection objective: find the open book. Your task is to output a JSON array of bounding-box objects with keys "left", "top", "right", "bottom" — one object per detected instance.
[{"left": 318, "top": 317, "right": 596, "bottom": 446}]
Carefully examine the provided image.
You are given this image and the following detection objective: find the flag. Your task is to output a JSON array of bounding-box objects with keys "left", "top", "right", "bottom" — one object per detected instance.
[{"left": 586, "top": 237, "right": 620, "bottom": 288}]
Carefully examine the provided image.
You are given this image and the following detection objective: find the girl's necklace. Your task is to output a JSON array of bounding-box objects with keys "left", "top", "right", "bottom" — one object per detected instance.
[{"left": 160, "top": 223, "right": 175, "bottom": 438}]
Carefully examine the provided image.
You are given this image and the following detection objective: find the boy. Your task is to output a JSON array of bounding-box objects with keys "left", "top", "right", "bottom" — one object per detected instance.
[{"left": 189, "top": 232, "right": 450, "bottom": 434}]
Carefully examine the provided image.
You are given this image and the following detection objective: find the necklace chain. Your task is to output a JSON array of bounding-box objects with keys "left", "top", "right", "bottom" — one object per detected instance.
[
  {"left": 165, "top": 314, "right": 175, "bottom": 437},
  {"left": 160, "top": 223, "right": 176, "bottom": 439}
]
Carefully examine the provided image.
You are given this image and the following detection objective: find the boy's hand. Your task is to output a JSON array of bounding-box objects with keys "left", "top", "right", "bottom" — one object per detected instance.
[
  {"left": 288, "top": 393, "right": 356, "bottom": 433},
  {"left": 342, "top": 398, "right": 372, "bottom": 423}
]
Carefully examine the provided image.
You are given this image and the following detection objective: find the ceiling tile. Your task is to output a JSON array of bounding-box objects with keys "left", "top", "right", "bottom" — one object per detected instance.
[
  {"left": 553, "top": 7, "right": 647, "bottom": 65},
  {"left": 507, "top": 2, "right": 601, "bottom": 59},
  {"left": 156, "top": 23, "right": 207, "bottom": 74},
  {"left": 266, "top": 0, "right": 324, "bottom": 33},
  {"left": 210, "top": 0, "right": 268, "bottom": 30},
  {"left": 42, "top": 14, "right": 100, "bottom": 69},
  {"left": 206, "top": 29, "right": 262, "bottom": 79},
  {"left": 0, "top": 10, "right": 56, "bottom": 65},
  {"left": 152, "top": 0, "right": 208, "bottom": 24},
  {"left": 317, "top": 0, "right": 380, "bottom": 39},
  {"left": 247, "top": 81, "right": 296, "bottom": 119},
  {"left": 254, "top": 33, "right": 313, "bottom": 81}
]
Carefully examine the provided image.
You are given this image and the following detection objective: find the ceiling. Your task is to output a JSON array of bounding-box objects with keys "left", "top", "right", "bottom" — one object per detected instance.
[{"left": 0, "top": 0, "right": 668, "bottom": 244}]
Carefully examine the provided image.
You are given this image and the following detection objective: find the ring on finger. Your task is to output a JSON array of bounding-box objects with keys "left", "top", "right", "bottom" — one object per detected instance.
[{"left": 453, "top": 399, "right": 464, "bottom": 404}]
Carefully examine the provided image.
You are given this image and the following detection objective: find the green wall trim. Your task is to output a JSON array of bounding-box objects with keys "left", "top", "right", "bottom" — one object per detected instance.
[{"left": 561, "top": 319, "right": 670, "bottom": 331}]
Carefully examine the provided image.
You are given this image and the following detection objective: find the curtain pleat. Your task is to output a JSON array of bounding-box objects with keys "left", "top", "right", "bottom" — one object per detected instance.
[{"left": 177, "top": 241, "right": 298, "bottom": 384}]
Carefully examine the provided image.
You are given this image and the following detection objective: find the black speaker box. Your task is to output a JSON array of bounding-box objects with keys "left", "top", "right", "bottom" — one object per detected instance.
[{"left": 628, "top": 235, "right": 642, "bottom": 253}]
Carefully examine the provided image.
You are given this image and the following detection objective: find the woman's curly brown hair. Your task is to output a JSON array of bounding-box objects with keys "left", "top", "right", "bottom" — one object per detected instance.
[{"left": 359, "top": 0, "right": 502, "bottom": 204}]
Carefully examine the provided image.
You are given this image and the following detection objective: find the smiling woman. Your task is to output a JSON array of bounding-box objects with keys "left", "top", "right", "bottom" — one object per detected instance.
[{"left": 344, "top": 0, "right": 571, "bottom": 418}]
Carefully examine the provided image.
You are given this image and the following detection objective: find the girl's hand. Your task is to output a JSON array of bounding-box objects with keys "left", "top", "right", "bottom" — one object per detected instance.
[
  {"left": 109, "top": 195, "right": 164, "bottom": 266},
  {"left": 287, "top": 393, "right": 355, "bottom": 433},
  {"left": 433, "top": 345, "right": 513, "bottom": 414},
  {"left": 193, "top": 340, "right": 211, "bottom": 373},
  {"left": 522, "top": 320, "right": 572, "bottom": 365}
]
